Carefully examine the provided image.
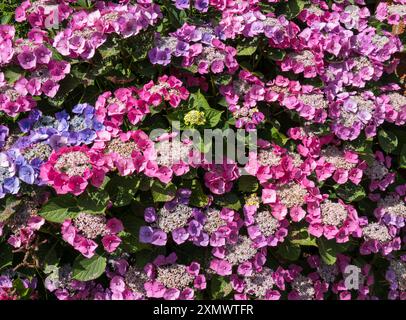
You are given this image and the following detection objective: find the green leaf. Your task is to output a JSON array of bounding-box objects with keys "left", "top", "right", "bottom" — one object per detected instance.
[
  {"left": 189, "top": 90, "right": 209, "bottom": 109},
  {"left": 13, "top": 278, "right": 31, "bottom": 298},
  {"left": 181, "top": 179, "right": 210, "bottom": 208},
  {"left": 211, "top": 276, "right": 233, "bottom": 299},
  {"left": 120, "top": 211, "right": 151, "bottom": 253},
  {"left": 151, "top": 181, "right": 177, "bottom": 202},
  {"left": 213, "top": 74, "right": 232, "bottom": 86},
  {"left": 290, "top": 228, "right": 318, "bottom": 247},
  {"left": 336, "top": 184, "right": 366, "bottom": 202},
  {"left": 37, "top": 242, "right": 60, "bottom": 271},
  {"left": 346, "top": 134, "right": 372, "bottom": 153},
  {"left": 1, "top": 14, "right": 12, "bottom": 24},
  {"left": 237, "top": 45, "right": 258, "bottom": 56},
  {"left": 271, "top": 127, "right": 289, "bottom": 146},
  {"left": 99, "top": 46, "right": 120, "bottom": 60},
  {"left": 266, "top": 49, "right": 286, "bottom": 61},
  {"left": 0, "top": 198, "right": 21, "bottom": 222},
  {"left": 77, "top": 188, "right": 109, "bottom": 214},
  {"left": 214, "top": 193, "right": 242, "bottom": 211},
  {"left": 189, "top": 91, "right": 223, "bottom": 128},
  {"left": 4, "top": 67, "right": 23, "bottom": 84},
  {"left": 120, "top": 231, "right": 150, "bottom": 254},
  {"left": 204, "top": 108, "right": 224, "bottom": 128},
  {"left": 76, "top": 0, "right": 93, "bottom": 8},
  {"left": 378, "top": 129, "right": 398, "bottom": 154},
  {"left": 317, "top": 238, "right": 350, "bottom": 265},
  {"left": 238, "top": 175, "right": 259, "bottom": 193},
  {"left": 196, "top": 138, "right": 212, "bottom": 154},
  {"left": 0, "top": 242, "right": 13, "bottom": 271},
  {"left": 38, "top": 195, "right": 78, "bottom": 223},
  {"left": 276, "top": 241, "right": 301, "bottom": 261},
  {"left": 106, "top": 175, "right": 141, "bottom": 207},
  {"left": 285, "top": 0, "right": 306, "bottom": 19},
  {"left": 72, "top": 254, "right": 107, "bottom": 281},
  {"left": 317, "top": 238, "right": 337, "bottom": 265}
]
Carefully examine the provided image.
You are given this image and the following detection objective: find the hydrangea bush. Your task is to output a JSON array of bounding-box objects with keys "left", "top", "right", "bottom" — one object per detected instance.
[{"left": 0, "top": 0, "right": 405, "bottom": 300}]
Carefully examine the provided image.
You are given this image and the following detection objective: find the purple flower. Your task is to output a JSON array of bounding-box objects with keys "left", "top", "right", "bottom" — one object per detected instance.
[
  {"left": 148, "top": 47, "right": 172, "bottom": 65},
  {"left": 0, "top": 125, "right": 9, "bottom": 149},
  {"left": 195, "top": 0, "right": 209, "bottom": 12},
  {"left": 18, "top": 165, "right": 35, "bottom": 184},
  {"left": 17, "top": 50, "right": 37, "bottom": 70},
  {"left": 174, "top": 0, "right": 189, "bottom": 10}
]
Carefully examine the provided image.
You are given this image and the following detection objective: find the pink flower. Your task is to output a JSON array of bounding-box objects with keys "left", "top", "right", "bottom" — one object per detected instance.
[
  {"left": 94, "top": 130, "right": 154, "bottom": 176},
  {"left": 203, "top": 160, "right": 240, "bottom": 195},
  {"left": 102, "top": 234, "right": 122, "bottom": 253},
  {"left": 74, "top": 237, "right": 98, "bottom": 258},
  {"left": 138, "top": 75, "right": 189, "bottom": 108},
  {"left": 40, "top": 146, "right": 107, "bottom": 195},
  {"left": 106, "top": 218, "right": 124, "bottom": 234}
]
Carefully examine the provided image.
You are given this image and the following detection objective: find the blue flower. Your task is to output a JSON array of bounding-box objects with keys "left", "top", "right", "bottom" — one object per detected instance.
[
  {"left": 0, "top": 152, "right": 19, "bottom": 198},
  {"left": 0, "top": 125, "right": 9, "bottom": 149}
]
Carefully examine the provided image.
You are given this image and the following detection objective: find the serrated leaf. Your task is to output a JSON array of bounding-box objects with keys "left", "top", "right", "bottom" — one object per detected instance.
[
  {"left": 72, "top": 254, "right": 106, "bottom": 281},
  {"left": 271, "top": 127, "right": 289, "bottom": 146},
  {"left": 119, "top": 231, "right": 150, "bottom": 254},
  {"left": 4, "top": 67, "right": 23, "bottom": 84},
  {"left": 286, "top": 0, "right": 306, "bottom": 19},
  {"left": 189, "top": 91, "right": 223, "bottom": 128},
  {"left": 38, "top": 195, "right": 78, "bottom": 223},
  {"left": 336, "top": 184, "right": 366, "bottom": 202},
  {"left": 99, "top": 45, "right": 121, "bottom": 60},
  {"left": 13, "top": 278, "right": 31, "bottom": 298},
  {"left": 317, "top": 238, "right": 337, "bottom": 265},
  {"left": 77, "top": 188, "right": 109, "bottom": 214},
  {"left": 204, "top": 108, "right": 223, "bottom": 128}
]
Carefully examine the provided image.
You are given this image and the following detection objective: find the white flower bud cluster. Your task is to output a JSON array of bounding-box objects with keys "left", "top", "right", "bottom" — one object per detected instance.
[
  {"left": 54, "top": 151, "right": 90, "bottom": 177},
  {"left": 277, "top": 183, "right": 307, "bottom": 208},
  {"left": 378, "top": 195, "right": 406, "bottom": 218},
  {"left": 321, "top": 146, "right": 356, "bottom": 170},
  {"left": 243, "top": 267, "right": 275, "bottom": 298},
  {"left": 203, "top": 208, "right": 226, "bottom": 235},
  {"left": 365, "top": 159, "right": 389, "bottom": 180},
  {"left": 155, "top": 204, "right": 194, "bottom": 233},
  {"left": 321, "top": 200, "right": 348, "bottom": 227},
  {"left": 292, "top": 275, "right": 315, "bottom": 300},
  {"left": 224, "top": 236, "right": 257, "bottom": 265},
  {"left": 362, "top": 222, "right": 392, "bottom": 243},
  {"left": 125, "top": 266, "right": 148, "bottom": 294},
  {"left": 73, "top": 213, "right": 108, "bottom": 239},
  {"left": 156, "top": 264, "right": 194, "bottom": 290},
  {"left": 255, "top": 210, "right": 279, "bottom": 237},
  {"left": 107, "top": 138, "right": 138, "bottom": 159}
]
